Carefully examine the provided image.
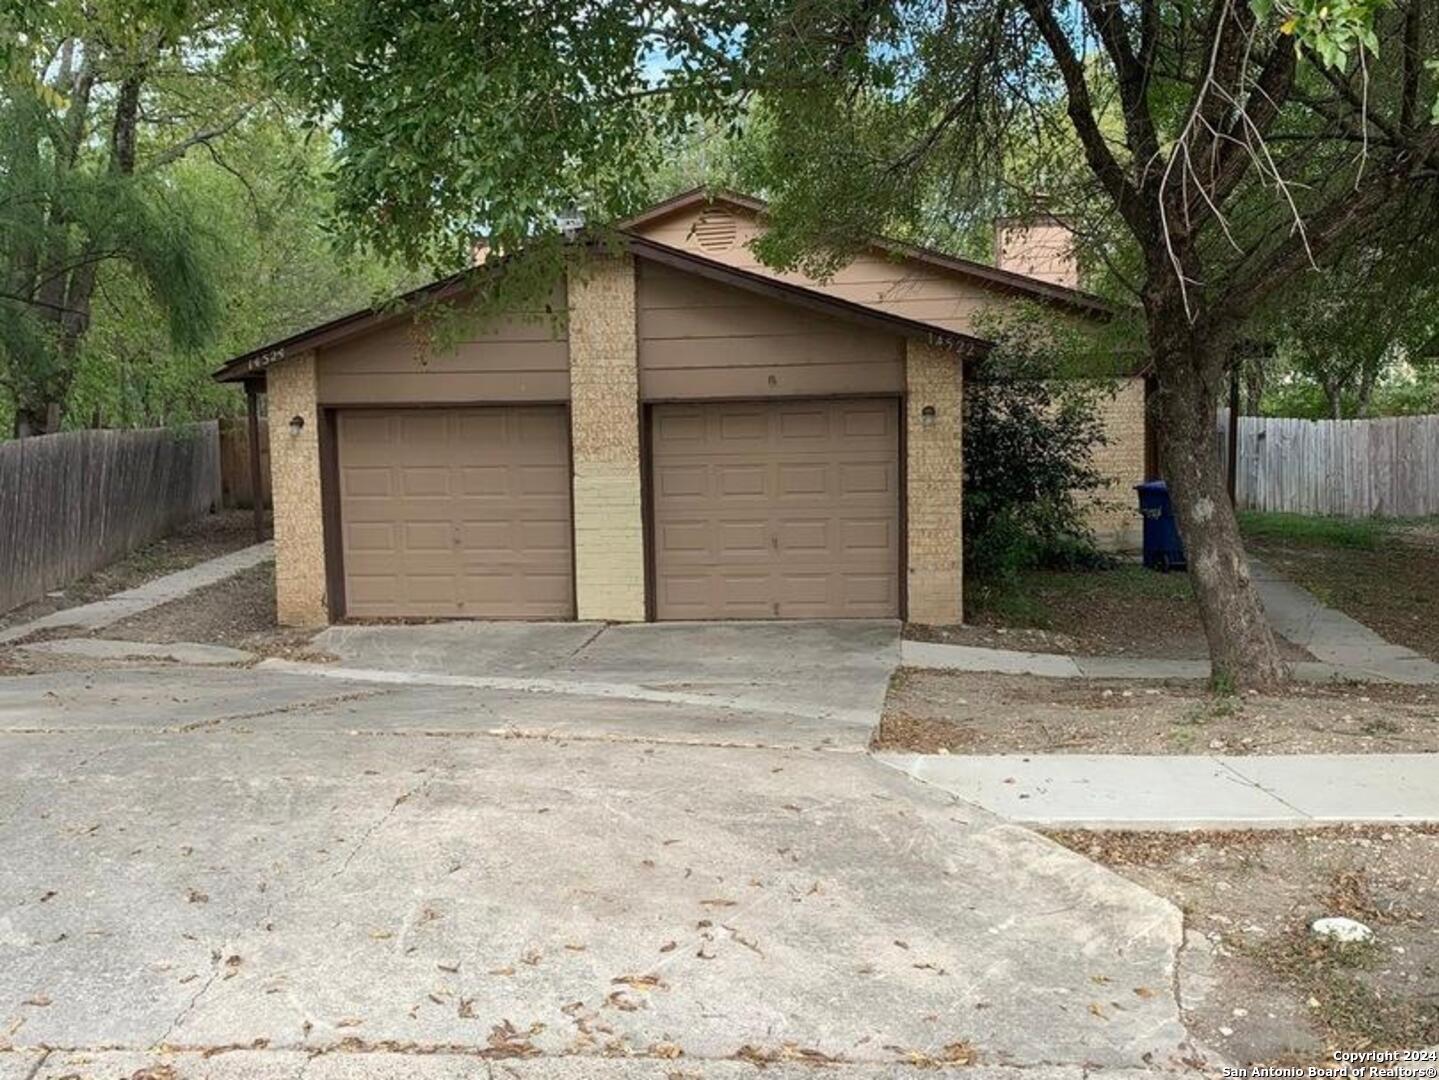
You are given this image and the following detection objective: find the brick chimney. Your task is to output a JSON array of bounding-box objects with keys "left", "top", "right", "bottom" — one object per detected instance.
[{"left": 994, "top": 214, "right": 1079, "bottom": 289}]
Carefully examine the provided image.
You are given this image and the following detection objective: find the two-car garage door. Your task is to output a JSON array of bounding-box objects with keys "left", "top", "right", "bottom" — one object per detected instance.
[
  {"left": 649, "top": 398, "right": 900, "bottom": 619},
  {"left": 334, "top": 398, "right": 900, "bottom": 620}
]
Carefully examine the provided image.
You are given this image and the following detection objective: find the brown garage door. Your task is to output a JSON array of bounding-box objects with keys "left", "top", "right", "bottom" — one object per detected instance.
[
  {"left": 337, "top": 406, "right": 573, "bottom": 618},
  {"left": 650, "top": 398, "right": 900, "bottom": 619}
]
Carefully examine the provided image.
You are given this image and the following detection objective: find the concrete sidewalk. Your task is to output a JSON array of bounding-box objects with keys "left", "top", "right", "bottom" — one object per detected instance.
[
  {"left": 1250, "top": 556, "right": 1439, "bottom": 683},
  {"left": 878, "top": 752, "right": 1439, "bottom": 829},
  {"left": 899, "top": 638, "right": 1439, "bottom": 684},
  {"left": 0, "top": 540, "right": 273, "bottom": 646}
]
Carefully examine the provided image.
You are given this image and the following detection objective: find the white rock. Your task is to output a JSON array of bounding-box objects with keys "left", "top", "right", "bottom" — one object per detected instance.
[{"left": 1311, "top": 916, "right": 1374, "bottom": 944}]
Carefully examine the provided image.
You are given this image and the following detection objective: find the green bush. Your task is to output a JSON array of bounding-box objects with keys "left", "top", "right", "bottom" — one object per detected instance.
[{"left": 963, "top": 309, "right": 1115, "bottom": 586}]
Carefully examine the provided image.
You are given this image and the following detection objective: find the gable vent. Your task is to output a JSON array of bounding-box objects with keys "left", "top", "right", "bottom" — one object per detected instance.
[{"left": 692, "top": 208, "right": 738, "bottom": 252}]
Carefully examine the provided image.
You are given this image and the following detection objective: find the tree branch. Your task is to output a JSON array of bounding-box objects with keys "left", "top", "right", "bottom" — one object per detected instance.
[
  {"left": 1018, "top": 0, "right": 1147, "bottom": 237},
  {"left": 141, "top": 105, "right": 253, "bottom": 173}
]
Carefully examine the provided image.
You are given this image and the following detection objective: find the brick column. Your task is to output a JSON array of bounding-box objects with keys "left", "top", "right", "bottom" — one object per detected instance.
[
  {"left": 567, "top": 254, "right": 646, "bottom": 621},
  {"left": 905, "top": 341, "right": 964, "bottom": 625},
  {"left": 1082, "top": 375, "right": 1147, "bottom": 551},
  {"left": 267, "top": 351, "right": 328, "bottom": 626}
]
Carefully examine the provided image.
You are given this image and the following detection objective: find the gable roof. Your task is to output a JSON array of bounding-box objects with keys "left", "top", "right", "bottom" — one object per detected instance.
[
  {"left": 212, "top": 235, "right": 989, "bottom": 384},
  {"left": 621, "top": 187, "right": 1117, "bottom": 320}
]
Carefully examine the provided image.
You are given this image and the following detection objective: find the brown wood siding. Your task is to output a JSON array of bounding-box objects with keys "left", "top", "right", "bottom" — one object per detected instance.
[
  {"left": 638, "top": 209, "right": 1000, "bottom": 335},
  {"left": 336, "top": 406, "right": 574, "bottom": 618},
  {"left": 317, "top": 285, "right": 569, "bottom": 405},
  {"left": 649, "top": 398, "right": 900, "bottom": 619},
  {"left": 637, "top": 261, "right": 903, "bottom": 400}
]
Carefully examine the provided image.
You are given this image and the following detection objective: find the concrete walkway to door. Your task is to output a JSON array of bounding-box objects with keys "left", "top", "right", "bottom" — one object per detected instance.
[{"left": 0, "top": 541, "right": 274, "bottom": 647}]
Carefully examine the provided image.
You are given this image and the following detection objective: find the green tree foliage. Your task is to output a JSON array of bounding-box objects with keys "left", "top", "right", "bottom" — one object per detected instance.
[
  {"left": 1, "top": 0, "right": 411, "bottom": 435},
  {"left": 1255, "top": 211, "right": 1439, "bottom": 419}
]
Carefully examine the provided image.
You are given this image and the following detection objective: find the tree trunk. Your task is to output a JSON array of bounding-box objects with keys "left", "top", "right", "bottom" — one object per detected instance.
[
  {"left": 1355, "top": 358, "right": 1379, "bottom": 418},
  {"left": 13, "top": 405, "right": 59, "bottom": 438},
  {"left": 1149, "top": 319, "right": 1290, "bottom": 690},
  {"left": 1243, "top": 357, "right": 1266, "bottom": 416},
  {"left": 1323, "top": 380, "right": 1344, "bottom": 420}
]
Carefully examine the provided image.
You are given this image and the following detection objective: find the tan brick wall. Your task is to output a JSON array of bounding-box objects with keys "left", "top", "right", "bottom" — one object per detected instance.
[
  {"left": 568, "top": 254, "right": 646, "bottom": 622},
  {"left": 1083, "top": 375, "right": 1146, "bottom": 551},
  {"left": 267, "top": 352, "right": 328, "bottom": 626},
  {"left": 905, "top": 341, "right": 964, "bottom": 625}
]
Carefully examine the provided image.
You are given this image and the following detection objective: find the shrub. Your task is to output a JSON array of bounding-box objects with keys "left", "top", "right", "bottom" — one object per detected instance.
[{"left": 963, "top": 308, "right": 1115, "bottom": 587}]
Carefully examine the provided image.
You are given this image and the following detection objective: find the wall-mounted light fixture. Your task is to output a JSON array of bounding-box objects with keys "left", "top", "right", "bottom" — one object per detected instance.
[
  {"left": 288, "top": 415, "right": 306, "bottom": 437},
  {"left": 921, "top": 405, "right": 937, "bottom": 427}
]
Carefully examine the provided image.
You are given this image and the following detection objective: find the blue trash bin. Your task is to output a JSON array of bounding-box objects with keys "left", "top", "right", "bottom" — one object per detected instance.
[{"left": 1135, "top": 481, "right": 1186, "bottom": 572}]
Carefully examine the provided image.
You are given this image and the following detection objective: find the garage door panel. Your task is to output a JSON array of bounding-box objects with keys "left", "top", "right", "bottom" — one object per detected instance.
[
  {"left": 515, "top": 518, "right": 572, "bottom": 553},
  {"left": 778, "top": 408, "right": 829, "bottom": 439},
  {"left": 776, "top": 518, "right": 831, "bottom": 554},
  {"left": 776, "top": 463, "right": 828, "bottom": 496},
  {"left": 338, "top": 406, "right": 573, "bottom": 618},
  {"left": 717, "top": 464, "right": 767, "bottom": 497},
  {"left": 841, "top": 404, "right": 891, "bottom": 437},
  {"left": 839, "top": 462, "right": 893, "bottom": 496},
  {"left": 401, "top": 521, "right": 452, "bottom": 552},
  {"left": 342, "top": 467, "right": 393, "bottom": 498},
  {"left": 457, "top": 466, "right": 509, "bottom": 496},
  {"left": 657, "top": 520, "right": 711, "bottom": 556},
  {"left": 841, "top": 518, "right": 894, "bottom": 552},
  {"left": 716, "top": 519, "right": 770, "bottom": 556},
  {"left": 718, "top": 410, "right": 769, "bottom": 442},
  {"left": 651, "top": 398, "right": 899, "bottom": 620},
  {"left": 656, "top": 464, "right": 708, "bottom": 499},
  {"left": 515, "top": 464, "right": 570, "bottom": 496}
]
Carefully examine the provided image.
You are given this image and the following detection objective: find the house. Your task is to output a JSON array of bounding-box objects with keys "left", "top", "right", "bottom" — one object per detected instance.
[{"left": 213, "top": 189, "right": 1147, "bottom": 627}]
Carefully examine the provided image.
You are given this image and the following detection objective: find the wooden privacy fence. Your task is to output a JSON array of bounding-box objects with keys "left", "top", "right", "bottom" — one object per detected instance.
[
  {"left": 218, "top": 417, "right": 271, "bottom": 510},
  {"left": 0, "top": 422, "right": 222, "bottom": 615},
  {"left": 1218, "top": 411, "right": 1439, "bottom": 517}
]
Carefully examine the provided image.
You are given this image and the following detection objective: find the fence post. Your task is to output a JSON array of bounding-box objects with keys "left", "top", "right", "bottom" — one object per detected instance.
[{"left": 246, "top": 382, "right": 265, "bottom": 543}]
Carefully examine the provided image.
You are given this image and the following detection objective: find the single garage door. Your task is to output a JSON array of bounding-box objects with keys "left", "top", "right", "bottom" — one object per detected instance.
[
  {"left": 337, "top": 406, "right": 573, "bottom": 618},
  {"left": 650, "top": 398, "right": 900, "bottom": 620}
]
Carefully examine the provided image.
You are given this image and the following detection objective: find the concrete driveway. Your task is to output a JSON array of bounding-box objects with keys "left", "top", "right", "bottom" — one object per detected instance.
[{"left": 0, "top": 623, "right": 1199, "bottom": 1078}]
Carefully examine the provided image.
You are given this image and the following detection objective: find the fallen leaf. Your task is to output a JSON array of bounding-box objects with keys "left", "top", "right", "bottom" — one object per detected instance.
[
  {"left": 942, "top": 1041, "right": 978, "bottom": 1064},
  {"left": 610, "top": 974, "right": 666, "bottom": 990}
]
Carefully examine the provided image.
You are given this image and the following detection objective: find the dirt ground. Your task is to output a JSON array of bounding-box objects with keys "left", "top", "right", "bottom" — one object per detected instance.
[
  {"left": 877, "top": 669, "right": 1439, "bottom": 755},
  {"left": 1048, "top": 826, "right": 1439, "bottom": 1064},
  {"left": 1248, "top": 520, "right": 1439, "bottom": 664},
  {"left": 87, "top": 560, "right": 330, "bottom": 661},
  {"left": 0, "top": 509, "right": 266, "bottom": 632},
  {"left": 911, "top": 564, "right": 1312, "bottom": 661}
]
